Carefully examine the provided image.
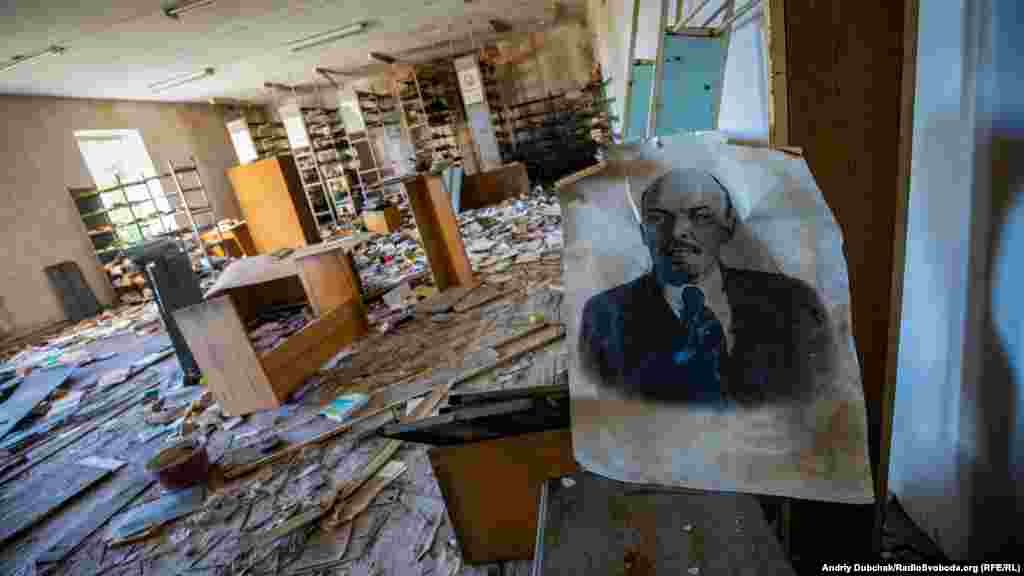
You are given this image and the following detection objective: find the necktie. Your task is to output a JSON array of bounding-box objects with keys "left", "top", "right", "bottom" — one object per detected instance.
[{"left": 672, "top": 286, "right": 725, "bottom": 387}]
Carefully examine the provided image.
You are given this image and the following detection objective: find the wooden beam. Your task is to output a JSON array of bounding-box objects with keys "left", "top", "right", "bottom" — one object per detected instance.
[
  {"left": 764, "top": 0, "right": 789, "bottom": 146},
  {"left": 876, "top": 0, "right": 919, "bottom": 554}
]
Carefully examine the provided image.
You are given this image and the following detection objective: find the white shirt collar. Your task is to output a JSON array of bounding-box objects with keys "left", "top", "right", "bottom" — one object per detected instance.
[{"left": 663, "top": 264, "right": 734, "bottom": 352}]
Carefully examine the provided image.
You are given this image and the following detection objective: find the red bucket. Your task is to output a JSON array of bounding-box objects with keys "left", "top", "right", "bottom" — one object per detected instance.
[{"left": 145, "top": 440, "right": 210, "bottom": 490}]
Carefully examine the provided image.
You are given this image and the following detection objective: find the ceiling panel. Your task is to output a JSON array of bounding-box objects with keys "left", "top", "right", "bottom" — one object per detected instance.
[{"left": 0, "top": 0, "right": 578, "bottom": 103}]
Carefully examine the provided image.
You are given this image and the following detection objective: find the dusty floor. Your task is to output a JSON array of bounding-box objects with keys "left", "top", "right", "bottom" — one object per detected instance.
[{"left": 0, "top": 257, "right": 564, "bottom": 576}]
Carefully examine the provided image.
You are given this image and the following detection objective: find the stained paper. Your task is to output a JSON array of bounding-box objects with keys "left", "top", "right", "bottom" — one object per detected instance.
[{"left": 561, "top": 132, "right": 873, "bottom": 503}]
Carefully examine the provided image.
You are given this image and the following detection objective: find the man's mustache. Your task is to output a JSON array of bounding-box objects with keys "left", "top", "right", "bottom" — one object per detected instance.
[{"left": 665, "top": 240, "right": 703, "bottom": 256}]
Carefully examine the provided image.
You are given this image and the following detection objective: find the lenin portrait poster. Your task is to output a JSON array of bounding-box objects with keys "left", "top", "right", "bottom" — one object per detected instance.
[{"left": 561, "top": 133, "right": 873, "bottom": 503}]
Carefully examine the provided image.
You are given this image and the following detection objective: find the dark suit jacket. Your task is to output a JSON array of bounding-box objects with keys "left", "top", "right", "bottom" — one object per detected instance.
[{"left": 578, "top": 268, "right": 833, "bottom": 407}]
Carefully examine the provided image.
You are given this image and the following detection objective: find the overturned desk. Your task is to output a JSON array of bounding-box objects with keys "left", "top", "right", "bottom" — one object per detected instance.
[{"left": 174, "top": 238, "right": 369, "bottom": 415}]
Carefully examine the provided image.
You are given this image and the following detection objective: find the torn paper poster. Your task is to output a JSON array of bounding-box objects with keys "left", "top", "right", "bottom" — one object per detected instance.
[{"left": 560, "top": 133, "right": 873, "bottom": 503}]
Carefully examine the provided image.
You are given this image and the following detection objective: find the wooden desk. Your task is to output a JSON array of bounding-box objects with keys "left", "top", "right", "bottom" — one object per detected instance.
[{"left": 173, "top": 242, "right": 369, "bottom": 415}]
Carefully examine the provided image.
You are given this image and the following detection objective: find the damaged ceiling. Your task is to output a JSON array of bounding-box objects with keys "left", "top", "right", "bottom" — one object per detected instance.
[{"left": 0, "top": 0, "right": 584, "bottom": 103}]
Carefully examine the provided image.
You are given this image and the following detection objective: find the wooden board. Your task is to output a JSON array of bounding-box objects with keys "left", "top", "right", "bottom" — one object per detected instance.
[
  {"left": 877, "top": 0, "right": 920, "bottom": 552},
  {"left": 453, "top": 284, "right": 516, "bottom": 313},
  {"left": 261, "top": 298, "right": 369, "bottom": 398},
  {"left": 415, "top": 281, "right": 481, "bottom": 315},
  {"left": 404, "top": 175, "right": 475, "bottom": 291},
  {"left": 363, "top": 206, "right": 402, "bottom": 234},
  {"left": 205, "top": 255, "right": 298, "bottom": 298},
  {"left": 0, "top": 461, "right": 114, "bottom": 545},
  {"left": 533, "top": 471, "right": 794, "bottom": 575},
  {"left": 380, "top": 396, "right": 570, "bottom": 445},
  {"left": 0, "top": 365, "right": 74, "bottom": 441},
  {"left": 429, "top": 429, "right": 577, "bottom": 564},
  {"left": 225, "top": 277, "right": 308, "bottom": 325},
  {"left": 174, "top": 296, "right": 279, "bottom": 416},
  {"left": 227, "top": 155, "right": 319, "bottom": 253},
  {"left": 294, "top": 246, "right": 364, "bottom": 317},
  {"left": 783, "top": 0, "right": 907, "bottom": 561}
]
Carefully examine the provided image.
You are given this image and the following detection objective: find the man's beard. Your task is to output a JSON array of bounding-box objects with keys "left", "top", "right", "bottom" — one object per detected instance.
[{"left": 653, "top": 241, "right": 707, "bottom": 286}]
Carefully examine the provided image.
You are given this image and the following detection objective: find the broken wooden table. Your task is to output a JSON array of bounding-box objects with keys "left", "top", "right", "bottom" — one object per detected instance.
[{"left": 174, "top": 239, "right": 370, "bottom": 416}]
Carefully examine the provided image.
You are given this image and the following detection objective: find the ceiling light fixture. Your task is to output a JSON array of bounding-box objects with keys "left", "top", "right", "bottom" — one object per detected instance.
[
  {"left": 286, "top": 22, "right": 368, "bottom": 53},
  {"left": 1, "top": 45, "right": 66, "bottom": 73},
  {"left": 149, "top": 67, "right": 215, "bottom": 92},
  {"left": 163, "top": 0, "right": 217, "bottom": 19}
]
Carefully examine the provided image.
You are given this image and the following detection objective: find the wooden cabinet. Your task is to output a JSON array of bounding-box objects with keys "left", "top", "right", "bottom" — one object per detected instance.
[
  {"left": 362, "top": 206, "right": 402, "bottom": 234},
  {"left": 402, "top": 174, "right": 475, "bottom": 291},
  {"left": 227, "top": 155, "right": 320, "bottom": 254},
  {"left": 174, "top": 241, "right": 368, "bottom": 416}
]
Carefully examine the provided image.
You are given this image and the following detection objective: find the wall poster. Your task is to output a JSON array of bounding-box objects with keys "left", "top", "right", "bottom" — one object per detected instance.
[{"left": 561, "top": 133, "right": 874, "bottom": 503}]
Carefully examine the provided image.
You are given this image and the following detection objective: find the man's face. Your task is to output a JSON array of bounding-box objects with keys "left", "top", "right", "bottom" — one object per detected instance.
[{"left": 642, "top": 170, "right": 731, "bottom": 287}]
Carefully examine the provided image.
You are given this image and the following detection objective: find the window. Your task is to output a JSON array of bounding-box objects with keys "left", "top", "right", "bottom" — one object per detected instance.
[{"left": 74, "top": 130, "right": 175, "bottom": 243}]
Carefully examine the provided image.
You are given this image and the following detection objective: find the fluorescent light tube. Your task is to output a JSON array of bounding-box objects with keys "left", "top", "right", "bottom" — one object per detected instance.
[
  {"left": 149, "top": 67, "right": 215, "bottom": 92},
  {"left": 287, "top": 22, "right": 367, "bottom": 53},
  {"left": 164, "top": 0, "right": 217, "bottom": 18},
  {"left": 1, "top": 45, "right": 66, "bottom": 73}
]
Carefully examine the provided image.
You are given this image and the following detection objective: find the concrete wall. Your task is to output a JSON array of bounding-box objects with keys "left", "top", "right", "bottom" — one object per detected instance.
[
  {"left": 890, "top": 0, "right": 1023, "bottom": 559},
  {"left": 0, "top": 96, "right": 241, "bottom": 339}
]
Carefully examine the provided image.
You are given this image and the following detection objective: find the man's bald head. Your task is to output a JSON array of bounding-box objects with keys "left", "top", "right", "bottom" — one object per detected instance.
[{"left": 641, "top": 168, "right": 736, "bottom": 286}]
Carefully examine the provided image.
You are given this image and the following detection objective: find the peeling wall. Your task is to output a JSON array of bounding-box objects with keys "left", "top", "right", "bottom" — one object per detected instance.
[
  {"left": 0, "top": 95, "right": 241, "bottom": 337},
  {"left": 493, "top": 21, "right": 597, "bottom": 102}
]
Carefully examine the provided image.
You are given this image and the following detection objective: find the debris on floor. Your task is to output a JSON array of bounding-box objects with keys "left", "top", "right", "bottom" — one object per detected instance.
[{"left": 0, "top": 189, "right": 567, "bottom": 576}]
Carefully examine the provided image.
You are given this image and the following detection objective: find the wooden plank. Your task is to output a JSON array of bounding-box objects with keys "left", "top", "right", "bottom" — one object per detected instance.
[
  {"left": 0, "top": 366, "right": 74, "bottom": 441},
  {"left": 333, "top": 460, "right": 407, "bottom": 525},
  {"left": 449, "top": 382, "right": 569, "bottom": 406},
  {"left": 174, "top": 296, "right": 279, "bottom": 416},
  {"left": 204, "top": 255, "right": 298, "bottom": 298},
  {"left": 223, "top": 373, "right": 442, "bottom": 481},
  {"left": 35, "top": 474, "right": 155, "bottom": 566},
  {"left": 363, "top": 206, "right": 402, "bottom": 234},
  {"left": 429, "top": 429, "right": 578, "bottom": 563},
  {"left": 261, "top": 299, "right": 369, "bottom": 398},
  {"left": 784, "top": 0, "right": 905, "bottom": 560},
  {"left": 225, "top": 277, "right": 308, "bottom": 324},
  {"left": 533, "top": 471, "right": 794, "bottom": 575},
  {"left": 877, "top": 0, "right": 919, "bottom": 554},
  {"left": 404, "top": 175, "right": 474, "bottom": 291},
  {"left": 416, "top": 281, "right": 482, "bottom": 315},
  {"left": 0, "top": 461, "right": 114, "bottom": 545},
  {"left": 294, "top": 246, "right": 364, "bottom": 317},
  {"left": 764, "top": 0, "right": 790, "bottom": 147},
  {"left": 453, "top": 284, "right": 517, "bottom": 313},
  {"left": 427, "top": 175, "right": 475, "bottom": 288},
  {"left": 380, "top": 395, "right": 570, "bottom": 446}
]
